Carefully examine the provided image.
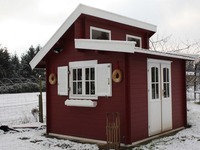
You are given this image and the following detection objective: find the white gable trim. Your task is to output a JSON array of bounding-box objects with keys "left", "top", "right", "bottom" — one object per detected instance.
[
  {"left": 75, "top": 39, "right": 195, "bottom": 61},
  {"left": 30, "top": 4, "right": 156, "bottom": 69}
]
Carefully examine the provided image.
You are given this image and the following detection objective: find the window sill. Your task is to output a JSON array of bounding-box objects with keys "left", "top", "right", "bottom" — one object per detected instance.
[{"left": 65, "top": 99, "right": 97, "bottom": 107}]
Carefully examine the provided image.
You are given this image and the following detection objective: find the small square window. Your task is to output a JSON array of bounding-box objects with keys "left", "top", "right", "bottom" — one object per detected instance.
[
  {"left": 69, "top": 60, "right": 112, "bottom": 99},
  {"left": 90, "top": 27, "right": 111, "bottom": 40},
  {"left": 69, "top": 60, "right": 98, "bottom": 99},
  {"left": 126, "top": 35, "right": 142, "bottom": 48}
]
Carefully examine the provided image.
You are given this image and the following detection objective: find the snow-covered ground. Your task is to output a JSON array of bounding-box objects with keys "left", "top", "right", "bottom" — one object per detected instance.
[
  {"left": 1, "top": 93, "right": 200, "bottom": 150},
  {"left": 132, "top": 101, "right": 200, "bottom": 150},
  {"left": 0, "top": 124, "right": 98, "bottom": 150},
  {"left": 0, "top": 93, "right": 99, "bottom": 150}
]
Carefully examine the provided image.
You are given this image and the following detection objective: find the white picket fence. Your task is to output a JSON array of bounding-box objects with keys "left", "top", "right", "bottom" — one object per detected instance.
[{"left": 0, "top": 92, "right": 46, "bottom": 125}]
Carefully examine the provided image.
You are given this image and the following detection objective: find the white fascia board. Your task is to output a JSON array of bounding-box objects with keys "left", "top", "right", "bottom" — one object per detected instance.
[
  {"left": 134, "top": 48, "right": 195, "bottom": 60},
  {"left": 80, "top": 4, "right": 157, "bottom": 32},
  {"left": 75, "top": 39, "right": 136, "bottom": 53}
]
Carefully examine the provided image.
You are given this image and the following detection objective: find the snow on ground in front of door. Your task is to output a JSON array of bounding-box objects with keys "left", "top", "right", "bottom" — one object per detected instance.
[{"left": 133, "top": 101, "right": 200, "bottom": 150}]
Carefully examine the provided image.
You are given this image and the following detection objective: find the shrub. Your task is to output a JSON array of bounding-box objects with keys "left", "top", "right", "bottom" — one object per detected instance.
[{"left": 0, "top": 82, "right": 46, "bottom": 94}]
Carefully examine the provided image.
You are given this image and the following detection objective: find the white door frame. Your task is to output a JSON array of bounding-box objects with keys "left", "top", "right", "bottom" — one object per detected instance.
[{"left": 147, "top": 59, "right": 172, "bottom": 136}]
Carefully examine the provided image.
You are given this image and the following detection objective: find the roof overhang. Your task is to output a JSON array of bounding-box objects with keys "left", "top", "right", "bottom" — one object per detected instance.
[
  {"left": 75, "top": 39, "right": 195, "bottom": 61},
  {"left": 29, "top": 4, "right": 157, "bottom": 69}
]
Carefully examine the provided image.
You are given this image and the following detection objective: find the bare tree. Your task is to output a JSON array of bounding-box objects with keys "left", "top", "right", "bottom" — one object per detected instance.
[
  {"left": 150, "top": 35, "right": 200, "bottom": 100},
  {"left": 150, "top": 34, "right": 200, "bottom": 54}
]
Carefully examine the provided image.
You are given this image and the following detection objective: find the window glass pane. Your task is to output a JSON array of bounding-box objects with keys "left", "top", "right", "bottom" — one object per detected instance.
[
  {"left": 86, "top": 81, "right": 89, "bottom": 95},
  {"left": 78, "top": 69, "right": 82, "bottom": 80},
  {"left": 163, "top": 68, "right": 166, "bottom": 82},
  {"left": 91, "top": 81, "right": 95, "bottom": 95},
  {"left": 163, "top": 83, "right": 170, "bottom": 98},
  {"left": 78, "top": 82, "right": 82, "bottom": 94},
  {"left": 156, "top": 68, "right": 158, "bottom": 82},
  {"left": 167, "top": 84, "right": 169, "bottom": 97},
  {"left": 90, "top": 68, "right": 95, "bottom": 80},
  {"left": 164, "top": 83, "right": 167, "bottom": 98},
  {"left": 151, "top": 67, "right": 155, "bottom": 82},
  {"left": 73, "top": 82, "right": 76, "bottom": 94},
  {"left": 167, "top": 69, "right": 169, "bottom": 82},
  {"left": 156, "top": 83, "right": 159, "bottom": 99},
  {"left": 73, "top": 69, "right": 76, "bottom": 80},
  {"left": 92, "top": 29, "right": 109, "bottom": 40},
  {"left": 85, "top": 68, "right": 89, "bottom": 80},
  {"left": 152, "top": 84, "right": 155, "bottom": 99}
]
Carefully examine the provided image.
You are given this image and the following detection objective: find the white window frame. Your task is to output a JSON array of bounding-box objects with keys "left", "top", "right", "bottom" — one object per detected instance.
[
  {"left": 90, "top": 26, "right": 111, "bottom": 40},
  {"left": 126, "top": 34, "right": 142, "bottom": 48},
  {"left": 69, "top": 60, "right": 98, "bottom": 100}
]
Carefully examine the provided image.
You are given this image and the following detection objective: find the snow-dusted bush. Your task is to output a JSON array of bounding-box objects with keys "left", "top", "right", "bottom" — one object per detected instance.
[{"left": 0, "top": 82, "right": 46, "bottom": 94}]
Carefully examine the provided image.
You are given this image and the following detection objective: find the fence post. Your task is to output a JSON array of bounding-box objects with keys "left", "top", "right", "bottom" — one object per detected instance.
[{"left": 39, "top": 75, "right": 43, "bottom": 123}]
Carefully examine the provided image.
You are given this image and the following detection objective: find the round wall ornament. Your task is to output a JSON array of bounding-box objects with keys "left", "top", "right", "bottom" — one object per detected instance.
[
  {"left": 49, "top": 73, "right": 57, "bottom": 85},
  {"left": 112, "top": 69, "right": 122, "bottom": 83}
]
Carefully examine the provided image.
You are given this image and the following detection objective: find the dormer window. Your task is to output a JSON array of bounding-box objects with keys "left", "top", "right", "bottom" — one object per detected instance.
[
  {"left": 126, "top": 34, "right": 142, "bottom": 48},
  {"left": 90, "top": 27, "right": 111, "bottom": 40}
]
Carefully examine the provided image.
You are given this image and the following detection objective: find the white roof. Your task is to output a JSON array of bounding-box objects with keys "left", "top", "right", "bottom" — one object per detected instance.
[
  {"left": 75, "top": 39, "right": 195, "bottom": 60},
  {"left": 30, "top": 4, "right": 157, "bottom": 69}
]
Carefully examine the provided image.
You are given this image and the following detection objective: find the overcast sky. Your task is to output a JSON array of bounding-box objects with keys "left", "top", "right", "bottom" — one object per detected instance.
[{"left": 0, "top": 0, "right": 200, "bottom": 56}]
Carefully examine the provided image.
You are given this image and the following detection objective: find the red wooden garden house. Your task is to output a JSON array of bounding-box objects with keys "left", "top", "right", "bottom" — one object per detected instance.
[{"left": 30, "top": 4, "right": 194, "bottom": 145}]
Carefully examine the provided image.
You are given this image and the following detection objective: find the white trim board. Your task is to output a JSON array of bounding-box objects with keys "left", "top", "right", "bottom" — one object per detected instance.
[
  {"left": 48, "top": 133, "right": 107, "bottom": 145},
  {"left": 75, "top": 39, "right": 136, "bottom": 53}
]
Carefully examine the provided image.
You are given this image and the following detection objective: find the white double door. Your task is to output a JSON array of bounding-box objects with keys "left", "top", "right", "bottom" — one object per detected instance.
[{"left": 148, "top": 59, "right": 172, "bottom": 136}]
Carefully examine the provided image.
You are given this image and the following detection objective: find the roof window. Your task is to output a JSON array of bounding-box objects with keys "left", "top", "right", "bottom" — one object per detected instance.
[
  {"left": 126, "top": 34, "right": 142, "bottom": 48},
  {"left": 90, "top": 27, "right": 111, "bottom": 40}
]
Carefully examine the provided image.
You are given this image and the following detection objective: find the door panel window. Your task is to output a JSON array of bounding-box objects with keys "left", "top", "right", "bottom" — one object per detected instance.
[
  {"left": 163, "top": 68, "right": 170, "bottom": 98},
  {"left": 151, "top": 67, "right": 159, "bottom": 99}
]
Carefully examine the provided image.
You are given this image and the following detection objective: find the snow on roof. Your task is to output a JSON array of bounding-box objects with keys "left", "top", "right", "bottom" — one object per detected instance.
[{"left": 29, "top": 4, "right": 157, "bottom": 69}]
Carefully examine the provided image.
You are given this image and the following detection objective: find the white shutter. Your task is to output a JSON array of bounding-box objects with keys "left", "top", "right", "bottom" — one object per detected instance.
[
  {"left": 58, "top": 66, "right": 68, "bottom": 96},
  {"left": 95, "top": 63, "right": 112, "bottom": 97}
]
